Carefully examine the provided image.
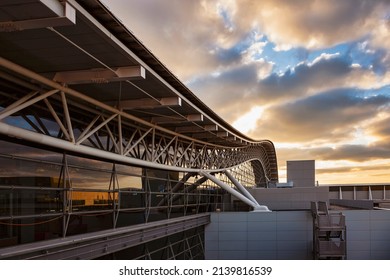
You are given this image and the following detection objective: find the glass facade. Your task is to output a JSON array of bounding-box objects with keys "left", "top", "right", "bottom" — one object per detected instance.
[
  {"left": 0, "top": 140, "right": 230, "bottom": 258},
  {"left": 97, "top": 227, "right": 205, "bottom": 260},
  {"left": 0, "top": 1, "right": 277, "bottom": 259}
]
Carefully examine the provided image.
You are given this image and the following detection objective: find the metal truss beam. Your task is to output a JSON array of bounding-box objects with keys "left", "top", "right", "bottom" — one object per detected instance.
[
  {"left": 151, "top": 113, "right": 204, "bottom": 124},
  {"left": 53, "top": 66, "right": 146, "bottom": 84},
  {"left": 174, "top": 124, "right": 218, "bottom": 134},
  {"left": 113, "top": 96, "right": 182, "bottom": 110},
  {"left": 0, "top": 55, "right": 278, "bottom": 182},
  {"left": 0, "top": 213, "right": 210, "bottom": 260}
]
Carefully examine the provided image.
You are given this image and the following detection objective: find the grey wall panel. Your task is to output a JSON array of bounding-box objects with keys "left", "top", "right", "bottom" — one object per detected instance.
[{"left": 205, "top": 210, "right": 390, "bottom": 260}]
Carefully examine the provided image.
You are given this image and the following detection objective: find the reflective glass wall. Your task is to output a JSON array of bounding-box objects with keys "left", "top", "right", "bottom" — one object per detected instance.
[{"left": 0, "top": 140, "right": 228, "bottom": 250}]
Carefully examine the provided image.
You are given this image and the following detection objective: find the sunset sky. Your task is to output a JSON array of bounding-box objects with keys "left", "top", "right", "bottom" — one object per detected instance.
[{"left": 101, "top": 0, "right": 390, "bottom": 184}]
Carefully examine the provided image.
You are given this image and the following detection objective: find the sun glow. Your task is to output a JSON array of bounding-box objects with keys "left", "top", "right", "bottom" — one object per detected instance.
[{"left": 232, "top": 106, "right": 264, "bottom": 134}]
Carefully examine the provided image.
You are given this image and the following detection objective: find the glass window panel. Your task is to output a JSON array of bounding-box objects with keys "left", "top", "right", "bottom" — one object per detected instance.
[
  {"left": 68, "top": 166, "right": 111, "bottom": 189},
  {"left": 116, "top": 212, "right": 145, "bottom": 228},
  {"left": 65, "top": 214, "right": 112, "bottom": 237},
  {"left": 119, "top": 190, "right": 145, "bottom": 209},
  {"left": 0, "top": 190, "right": 11, "bottom": 216},
  {"left": 117, "top": 174, "right": 142, "bottom": 190},
  {"left": 115, "top": 164, "right": 142, "bottom": 176},
  {"left": 66, "top": 154, "right": 112, "bottom": 170},
  {"left": 0, "top": 141, "right": 64, "bottom": 203},
  {"left": 0, "top": 189, "right": 62, "bottom": 216},
  {"left": 71, "top": 190, "right": 113, "bottom": 212}
]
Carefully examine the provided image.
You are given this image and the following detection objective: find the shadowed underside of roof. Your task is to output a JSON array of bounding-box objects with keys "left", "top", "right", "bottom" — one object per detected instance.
[{"left": 0, "top": 0, "right": 278, "bottom": 182}]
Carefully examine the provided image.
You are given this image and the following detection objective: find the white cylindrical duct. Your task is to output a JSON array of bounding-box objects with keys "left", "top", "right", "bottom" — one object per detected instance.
[
  {"left": 200, "top": 171, "right": 270, "bottom": 212},
  {"left": 224, "top": 170, "right": 259, "bottom": 206}
]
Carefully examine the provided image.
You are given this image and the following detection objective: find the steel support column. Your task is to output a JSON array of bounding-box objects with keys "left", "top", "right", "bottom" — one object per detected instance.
[{"left": 199, "top": 171, "right": 270, "bottom": 212}]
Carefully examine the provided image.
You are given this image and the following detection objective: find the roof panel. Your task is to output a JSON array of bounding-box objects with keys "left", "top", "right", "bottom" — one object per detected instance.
[
  {"left": 0, "top": 0, "right": 275, "bottom": 149},
  {"left": 0, "top": 1, "right": 59, "bottom": 21}
]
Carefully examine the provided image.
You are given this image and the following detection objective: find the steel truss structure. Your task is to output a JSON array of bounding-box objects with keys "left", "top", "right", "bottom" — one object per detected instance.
[
  {"left": 0, "top": 0, "right": 278, "bottom": 259},
  {"left": 0, "top": 55, "right": 275, "bottom": 181}
]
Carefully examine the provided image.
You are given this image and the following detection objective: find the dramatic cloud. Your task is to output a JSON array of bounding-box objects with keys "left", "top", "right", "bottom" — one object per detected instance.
[
  {"left": 234, "top": 0, "right": 390, "bottom": 50},
  {"left": 103, "top": 0, "right": 390, "bottom": 184},
  {"left": 102, "top": 0, "right": 251, "bottom": 80},
  {"left": 257, "top": 54, "right": 353, "bottom": 104},
  {"left": 255, "top": 51, "right": 390, "bottom": 105},
  {"left": 368, "top": 115, "right": 390, "bottom": 140},
  {"left": 254, "top": 87, "right": 390, "bottom": 142},
  {"left": 190, "top": 52, "right": 390, "bottom": 124},
  {"left": 187, "top": 61, "right": 273, "bottom": 122}
]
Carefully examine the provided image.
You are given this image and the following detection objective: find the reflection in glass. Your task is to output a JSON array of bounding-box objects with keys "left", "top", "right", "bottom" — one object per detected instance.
[{"left": 0, "top": 139, "right": 231, "bottom": 249}]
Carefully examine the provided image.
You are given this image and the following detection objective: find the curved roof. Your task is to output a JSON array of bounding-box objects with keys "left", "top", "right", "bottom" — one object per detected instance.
[{"left": 0, "top": 0, "right": 278, "bottom": 181}]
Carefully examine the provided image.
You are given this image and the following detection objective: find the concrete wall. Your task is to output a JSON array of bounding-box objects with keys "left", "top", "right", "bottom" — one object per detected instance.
[
  {"left": 343, "top": 210, "right": 390, "bottom": 259},
  {"left": 287, "top": 160, "right": 315, "bottom": 188},
  {"left": 249, "top": 187, "right": 329, "bottom": 210},
  {"left": 205, "top": 211, "right": 313, "bottom": 260},
  {"left": 205, "top": 210, "right": 390, "bottom": 260}
]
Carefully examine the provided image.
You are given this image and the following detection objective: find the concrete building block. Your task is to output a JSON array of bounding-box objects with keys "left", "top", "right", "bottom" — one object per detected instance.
[
  {"left": 205, "top": 251, "right": 219, "bottom": 260},
  {"left": 370, "top": 230, "right": 390, "bottom": 241},
  {"left": 204, "top": 240, "right": 219, "bottom": 251},
  {"left": 343, "top": 210, "right": 370, "bottom": 220},
  {"left": 205, "top": 231, "right": 219, "bottom": 241},
  {"left": 218, "top": 251, "right": 247, "bottom": 260},
  {"left": 277, "top": 240, "right": 308, "bottom": 251},
  {"left": 369, "top": 210, "right": 390, "bottom": 220},
  {"left": 371, "top": 240, "right": 390, "bottom": 251},
  {"left": 210, "top": 213, "right": 220, "bottom": 223},
  {"left": 348, "top": 240, "right": 371, "bottom": 251},
  {"left": 277, "top": 230, "right": 308, "bottom": 241},
  {"left": 287, "top": 160, "right": 315, "bottom": 188},
  {"left": 346, "top": 251, "right": 371, "bottom": 260},
  {"left": 218, "top": 222, "right": 247, "bottom": 232},
  {"left": 247, "top": 212, "right": 276, "bottom": 222},
  {"left": 218, "top": 240, "right": 247, "bottom": 251},
  {"left": 218, "top": 212, "right": 248, "bottom": 222},
  {"left": 277, "top": 221, "right": 308, "bottom": 231},
  {"left": 346, "top": 220, "right": 370, "bottom": 231},
  {"left": 370, "top": 251, "right": 390, "bottom": 260},
  {"left": 247, "top": 240, "right": 277, "bottom": 251},
  {"left": 250, "top": 186, "right": 329, "bottom": 211},
  {"left": 247, "top": 251, "right": 277, "bottom": 260},
  {"left": 277, "top": 250, "right": 309, "bottom": 260},
  {"left": 267, "top": 201, "right": 292, "bottom": 210},
  {"left": 247, "top": 231, "right": 277, "bottom": 241},
  {"left": 247, "top": 221, "right": 277, "bottom": 231},
  {"left": 219, "top": 231, "right": 245, "bottom": 241},
  {"left": 204, "top": 209, "right": 390, "bottom": 260},
  {"left": 277, "top": 211, "right": 309, "bottom": 221},
  {"left": 370, "top": 220, "right": 390, "bottom": 231},
  {"left": 346, "top": 230, "right": 370, "bottom": 241},
  {"left": 205, "top": 222, "right": 219, "bottom": 232}
]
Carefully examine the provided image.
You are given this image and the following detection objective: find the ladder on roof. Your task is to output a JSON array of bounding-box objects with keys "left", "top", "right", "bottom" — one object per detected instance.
[{"left": 311, "top": 201, "right": 347, "bottom": 259}]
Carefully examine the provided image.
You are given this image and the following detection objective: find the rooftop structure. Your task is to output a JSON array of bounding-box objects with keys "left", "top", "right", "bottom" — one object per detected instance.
[
  {"left": 1, "top": 1, "right": 389, "bottom": 261},
  {"left": 0, "top": 0, "right": 277, "bottom": 259}
]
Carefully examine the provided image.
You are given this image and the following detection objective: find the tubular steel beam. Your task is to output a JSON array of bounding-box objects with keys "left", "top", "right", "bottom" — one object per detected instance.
[
  {"left": 113, "top": 97, "right": 182, "bottom": 110},
  {"left": 0, "top": 52, "right": 277, "bottom": 182},
  {"left": 0, "top": 213, "right": 210, "bottom": 260},
  {"left": 224, "top": 170, "right": 259, "bottom": 206},
  {"left": 0, "top": 89, "right": 59, "bottom": 121},
  {"left": 200, "top": 171, "right": 270, "bottom": 212},
  {"left": 53, "top": 66, "right": 145, "bottom": 84}
]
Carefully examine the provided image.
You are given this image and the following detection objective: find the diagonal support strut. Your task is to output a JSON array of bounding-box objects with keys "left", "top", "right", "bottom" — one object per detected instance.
[{"left": 199, "top": 171, "right": 270, "bottom": 212}]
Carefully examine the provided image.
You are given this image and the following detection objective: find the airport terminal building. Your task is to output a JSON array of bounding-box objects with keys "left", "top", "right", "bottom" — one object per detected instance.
[{"left": 0, "top": 0, "right": 389, "bottom": 260}]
